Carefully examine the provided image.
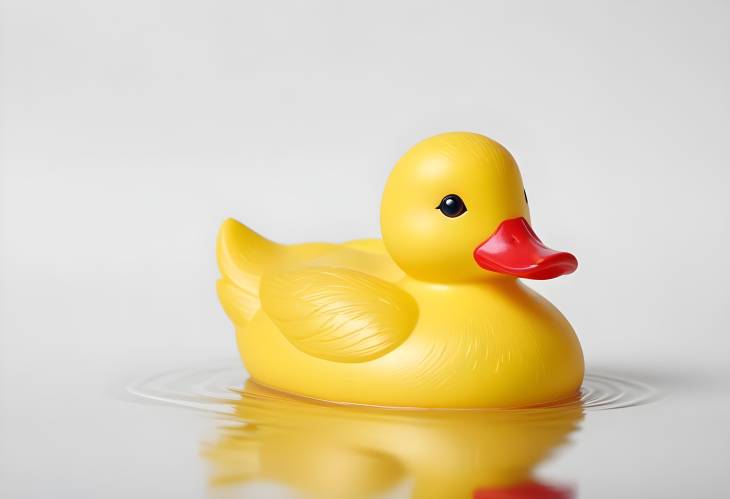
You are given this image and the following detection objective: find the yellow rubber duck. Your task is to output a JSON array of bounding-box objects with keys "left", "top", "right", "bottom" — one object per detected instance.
[
  {"left": 217, "top": 132, "right": 583, "bottom": 408},
  {"left": 204, "top": 381, "right": 582, "bottom": 499}
]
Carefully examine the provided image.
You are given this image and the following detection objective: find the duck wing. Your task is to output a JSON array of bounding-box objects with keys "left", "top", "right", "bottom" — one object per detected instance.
[
  {"left": 217, "top": 219, "right": 284, "bottom": 328},
  {"left": 260, "top": 267, "right": 418, "bottom": 363}
]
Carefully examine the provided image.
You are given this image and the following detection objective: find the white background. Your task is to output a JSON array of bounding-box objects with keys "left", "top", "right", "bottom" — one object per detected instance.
[{"left": 1, "top": 1, "right": 729, "bottom": 498}]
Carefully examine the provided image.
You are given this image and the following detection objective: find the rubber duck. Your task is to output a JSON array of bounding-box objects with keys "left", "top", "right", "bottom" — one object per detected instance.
[
  {"left": 204, "top": 381, "right": 581, "bottom": 499},
  {"left": 217, "top": 132, "right": 583, "bottom": 408}
]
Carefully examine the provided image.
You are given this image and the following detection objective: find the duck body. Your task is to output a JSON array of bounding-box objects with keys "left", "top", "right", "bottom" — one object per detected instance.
[
  {"left": 217, "top": 132, "right": 584, "bottom": 408},
  {"left": 218, "top": 229, "right": 583, "bottom": 409}
]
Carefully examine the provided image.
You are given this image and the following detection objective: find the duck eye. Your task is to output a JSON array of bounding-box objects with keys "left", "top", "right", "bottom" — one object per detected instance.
[
  {"left": 437, "top": 194, "right": 467, "bottom": 218},
  {"left": 524, "top": 189, "right": 528, "bottom": 204}
]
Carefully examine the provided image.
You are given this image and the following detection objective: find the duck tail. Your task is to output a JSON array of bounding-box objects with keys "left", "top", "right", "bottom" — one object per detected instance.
[{"left": 216, "top": 218, "right": 282, "bottom": 328}]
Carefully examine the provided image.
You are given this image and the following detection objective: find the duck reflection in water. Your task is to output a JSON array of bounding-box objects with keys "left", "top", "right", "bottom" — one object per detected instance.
[{"left": 203, "top": 381, "right": 583, "bottom": 499}]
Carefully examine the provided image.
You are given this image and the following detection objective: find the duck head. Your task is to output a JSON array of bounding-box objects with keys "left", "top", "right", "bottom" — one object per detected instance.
[{"left": 381, "top": 132, "right": 577, "bottom": 283}]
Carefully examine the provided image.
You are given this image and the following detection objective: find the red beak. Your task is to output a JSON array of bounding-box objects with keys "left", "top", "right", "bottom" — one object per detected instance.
[{"left": 473, "top": 217, "right": 577, "bottom": 280}]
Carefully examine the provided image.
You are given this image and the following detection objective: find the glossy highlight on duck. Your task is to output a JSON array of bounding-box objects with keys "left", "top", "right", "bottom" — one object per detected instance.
[{"left": 216, "top": 132, "right": 583, "bottom": 408}]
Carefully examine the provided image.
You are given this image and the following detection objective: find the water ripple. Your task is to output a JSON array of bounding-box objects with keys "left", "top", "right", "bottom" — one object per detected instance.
[{"left": 126, "top": 364, "right": 658, "bottom": 414}]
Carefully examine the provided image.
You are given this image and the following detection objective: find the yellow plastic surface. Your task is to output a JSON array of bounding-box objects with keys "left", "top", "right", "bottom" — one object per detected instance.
[{"left": 217, "top": 132, "right": 583, "bottom": 408}]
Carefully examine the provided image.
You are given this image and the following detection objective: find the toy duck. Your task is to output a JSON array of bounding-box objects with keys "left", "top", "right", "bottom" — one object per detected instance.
[
  {"left": 217, "top": 132, "right": 583, "bottom": 408},
  {"left": 205, "top": 381, "right": 581, "bottom": 499}
]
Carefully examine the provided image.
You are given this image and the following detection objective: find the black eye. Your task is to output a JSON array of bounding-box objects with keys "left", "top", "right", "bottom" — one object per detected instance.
[
  {"left": 436, "top": 194, "right": 467, "bottom": 218},
  {"left": 524, "top": 189, "right": 528, "bottom": 204}
]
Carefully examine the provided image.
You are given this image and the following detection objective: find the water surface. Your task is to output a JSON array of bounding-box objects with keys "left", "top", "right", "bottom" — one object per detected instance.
[{"left": 126, "top": 364, "right": 666, "bottom": 499}]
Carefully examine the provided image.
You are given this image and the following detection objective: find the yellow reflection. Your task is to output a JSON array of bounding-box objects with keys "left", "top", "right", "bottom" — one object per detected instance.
[{"left": 203, "top": 381, "right": 583, "bottom": 499}]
